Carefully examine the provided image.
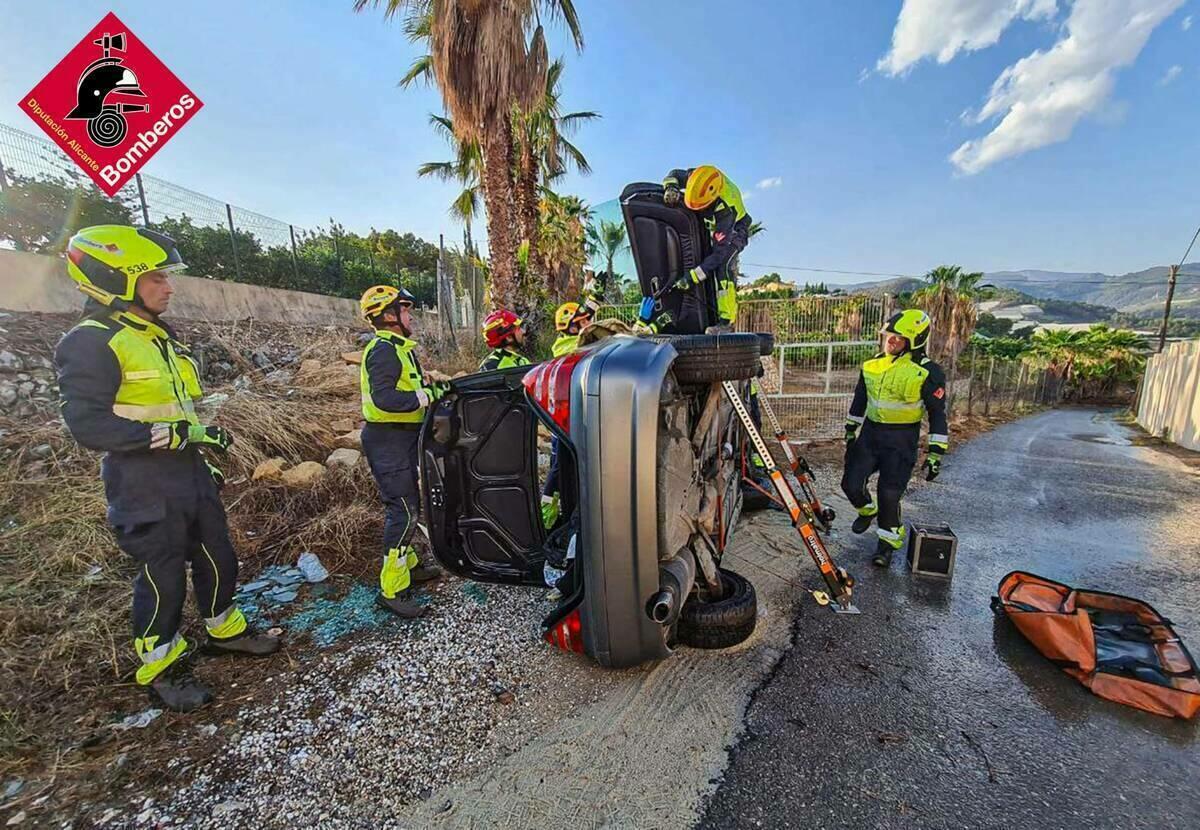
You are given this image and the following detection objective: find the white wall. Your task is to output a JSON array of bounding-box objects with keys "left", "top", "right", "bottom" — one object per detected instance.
[
  {"left": 1137, "top": 338, "right": 1200, "bottom": 451},
  {"left": 0, "top": 249, "right": 361, "bottom": 326}
]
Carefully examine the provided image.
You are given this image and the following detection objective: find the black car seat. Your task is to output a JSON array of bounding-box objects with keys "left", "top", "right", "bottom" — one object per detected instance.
[{"left": 620, "top": 182, "right": 718, "bottom": 334}]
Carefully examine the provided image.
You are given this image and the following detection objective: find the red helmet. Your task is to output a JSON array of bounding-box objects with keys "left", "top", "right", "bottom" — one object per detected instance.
[{"left": 483, "top": 309, "right": 523, "bottom": 348}]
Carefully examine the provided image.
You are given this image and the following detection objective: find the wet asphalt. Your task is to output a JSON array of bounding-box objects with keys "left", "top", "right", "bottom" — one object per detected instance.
[{"left": 699, "top": 408, "right": 1200, "bottom": 830}]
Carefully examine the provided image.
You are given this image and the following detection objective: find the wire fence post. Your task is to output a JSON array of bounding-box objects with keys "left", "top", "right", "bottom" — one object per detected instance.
[
  {"left": 134, "top": 173, "right": 150, "bottom": 227},
  {"left": 983, "top": 356, "right": 995, "bottom": 416},
  {"left": 1015, "top": 362, "right": 1028, "bottom": 411},
  {"left": 224, "top": 203, "right": 242, "bottom": 282},
  {"left": 966, "top": 346, "right": 977, "bottom": 415},
  {"left": 824, "top": 343, "right": 834, "bottom": 394},
  {"left": 0, "top": 151, "right": 9, "bottom": 194},
  {"left": 288, "top": 224, "right": 301, "bottom": 286}
]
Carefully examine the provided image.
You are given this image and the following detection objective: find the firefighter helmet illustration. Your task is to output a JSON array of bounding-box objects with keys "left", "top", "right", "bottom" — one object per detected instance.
[{"left": 65, "top": 31, "right": 148, "bottom": 148}]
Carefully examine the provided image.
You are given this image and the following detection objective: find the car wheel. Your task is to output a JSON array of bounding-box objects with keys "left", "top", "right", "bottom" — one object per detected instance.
[
  {"left": 649, "top": 333, "right": 762, "bottom": 384},
  {"left": 678, "top": 568, "right": 757, "bottom": 649},
  {"left": 755, "top": 332, "right": 775, "bottom": 356}
]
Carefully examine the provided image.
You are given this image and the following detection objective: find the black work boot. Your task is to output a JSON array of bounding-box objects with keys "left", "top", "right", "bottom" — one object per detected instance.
[
  {"left": 851, "top": 513, "right": 876, "bottom": 534},
  {"left": 205, "top": 629, "right": 281, "bottom": 657},
  {"left": 149, "top": 663, "right": 213, "bottom": 713},
  {"left": 872, "top": 540, "right": 896, "bottom": 568},
  {"left": 376, "top": 591, "right": 426, "bottom": 619},
  {"left": 409, "top": 562, "right": 443, "bottom": 584}
]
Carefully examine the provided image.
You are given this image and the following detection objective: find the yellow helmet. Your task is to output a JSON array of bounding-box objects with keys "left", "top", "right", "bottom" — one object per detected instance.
[
  {"left": 66, "top": 225, "right": 185, "bottom": 307},
  {"left": 359, "top": 284, "right": 415, "bottom": 322},
  {"left": 684, "top": 165, "right": 724, "bottom": 211},
  {"left": 555, "top": 301, "right": 594, "bottom": 332},
  {"left": 882, "top": 309, "right": 932, "bottom": 351}
]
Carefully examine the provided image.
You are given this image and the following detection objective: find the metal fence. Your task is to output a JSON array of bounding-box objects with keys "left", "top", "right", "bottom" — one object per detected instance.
[
  {"left": 599, "top": 294, "right": 894, "bottom": 434},
  {"left": 598, "top": 295, "right": 1060, "bottom": 437},
  {"left": 0, "top": 122, "right": 475, "bottom": 338}
]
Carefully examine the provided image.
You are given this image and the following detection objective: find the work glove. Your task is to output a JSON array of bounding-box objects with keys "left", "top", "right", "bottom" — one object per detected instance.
[
  {"left": 583, "top": 295, "right": 603, "bottom": 316},
  {"left": 675, "top": 266, "right": 706, "bottom": 292},
  {"left": 923, "top": 450, "right": 943, "bottom": 482},
  {"left": 663, "top": 186, "right": 682, "bottom": 207},
  {"left": 414, "top": 388, "right": 432, "bottom": 409},
  {"left": 205, "top": 458, "right": 226, "bottom": 491},
  {"left": 844, "top": 424, "right": 859, "bottom": 447},
  {"left": 430, "top": 381, "right": 451, "bottom": 401},
  {"left": 632, "top": 320, "right": 657, "bottom": 335},
  {"left": 159, "top": 422, "right": 233, "bottom": 452}
]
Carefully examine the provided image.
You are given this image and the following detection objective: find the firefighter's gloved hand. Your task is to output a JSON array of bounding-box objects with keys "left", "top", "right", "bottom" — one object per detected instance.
[
  {"left": 166, "top": 422, "right": 233, "bottom": 452},
  {"left": 663, "top": 186, "right": 682, "bottom": 207},
  {"left": 632, "top": 320, "right": 657, "bottom": 335},
  {"left": 844, "top": 424, "right": 859, "bottom": 447},
  {"left": 583, "top": 295, "right": 603, "bottom": 316},
  {"left": 430, "top": 381, "right": 451, "bottom": 401},
  {"left": 414, "top": 388, "right": 432, "bottom": 409},
  {"left": 675, "top": 267, "right": 706, "bottom": 292},
  {"left": 923, "top": 451, "right": 943, "bottom": 481}
]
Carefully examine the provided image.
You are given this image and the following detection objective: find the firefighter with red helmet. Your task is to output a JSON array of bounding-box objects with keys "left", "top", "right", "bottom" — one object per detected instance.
[{"left": 478, "top": 309, "right": 531, "bottom": 372}]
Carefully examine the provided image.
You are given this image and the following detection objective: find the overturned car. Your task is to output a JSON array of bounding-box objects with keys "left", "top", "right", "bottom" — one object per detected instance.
[{"left": 420, "top": 184, "right": 785, "bottom": 667}]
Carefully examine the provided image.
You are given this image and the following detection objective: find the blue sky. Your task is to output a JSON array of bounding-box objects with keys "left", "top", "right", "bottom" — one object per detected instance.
[{"left": 2, "top": 0, "right": 1196, "bottom": 282}]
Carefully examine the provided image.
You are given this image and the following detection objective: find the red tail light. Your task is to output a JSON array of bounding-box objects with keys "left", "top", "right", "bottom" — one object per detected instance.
[
  {"left": 522, "top": 351, "right": 585, "bottom": 433},
  {"left": 544, "top": 606, "right": 585, "bottom": 653}
]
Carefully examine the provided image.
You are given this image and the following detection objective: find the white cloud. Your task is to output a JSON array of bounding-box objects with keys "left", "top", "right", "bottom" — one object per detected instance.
[
  {"left": 756, "top": 177, "right": 783, "bottom": 190},
  {"left": 1159, "top": 64, "right": 1184, "bottom": 85},
  {"left": 951, "top": 0, "right": 1184, "bottom": 175},
  {"left": 1183, "top": 14, "right": 1193, "bottom": 30},
  {"left": 877, "top": 0, "right": 1058, "bottom": 76}
]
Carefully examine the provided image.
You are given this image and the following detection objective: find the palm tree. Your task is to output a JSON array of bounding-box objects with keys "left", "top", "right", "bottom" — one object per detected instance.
[
  {"left": 356, "top": 0, "right": 584, "bottom": 312},
  {"left": 417, "top": 114, "right": 482, "bottom": 228},
  {"left": 585, "top": 219, "right": 628, "bottom": 298},
  {"left": 911, "top": 265, "right": 984, "bottom": 365},
  {"left": 514, "top": 59, "right": 599, "bottom": 257},
  {"left": 539, "top": 192, "right": 590, "bottom": 299}
]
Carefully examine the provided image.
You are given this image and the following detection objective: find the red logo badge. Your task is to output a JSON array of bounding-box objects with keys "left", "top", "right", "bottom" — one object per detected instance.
[
  {"left": 933, "top": 387, "right": 945, "bottom": 399},
  {"left": 18, "top": 12, "right": 203, "bottom": 197}
]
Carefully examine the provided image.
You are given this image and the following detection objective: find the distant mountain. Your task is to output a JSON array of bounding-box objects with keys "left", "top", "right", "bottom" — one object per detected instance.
[
  {"left": 839, "top": 265, "right": 1200, "bottom": 319},
  {"left": 982, "top": 265, "right": 1200, "bottom": 318}
]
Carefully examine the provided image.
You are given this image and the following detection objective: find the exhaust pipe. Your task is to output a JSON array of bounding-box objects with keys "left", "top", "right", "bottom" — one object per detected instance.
[{"left": 646, "top": 553, "right": 696, "bottom": 625}]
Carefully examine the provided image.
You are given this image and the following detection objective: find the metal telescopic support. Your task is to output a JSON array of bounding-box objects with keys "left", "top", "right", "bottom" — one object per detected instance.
[
  {"left": 721, "top": 381, "right": 860, "bottom": 614},
  {"left": 754, "top": 392, "right": 837, "bottom": 533}
]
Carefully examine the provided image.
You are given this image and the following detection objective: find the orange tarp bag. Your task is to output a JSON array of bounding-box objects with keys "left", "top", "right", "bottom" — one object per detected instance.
[{"left": 992, "top": 571, "right": 1200, "bottom": 719}]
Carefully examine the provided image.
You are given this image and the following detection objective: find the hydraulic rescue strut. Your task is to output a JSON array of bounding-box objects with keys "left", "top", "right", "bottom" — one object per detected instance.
[
  {"left": 754, "top": 392, "right": 837, "bottom": 534},
  {"left": 723, "top": 381, "right": 860, "bottom": 614}
]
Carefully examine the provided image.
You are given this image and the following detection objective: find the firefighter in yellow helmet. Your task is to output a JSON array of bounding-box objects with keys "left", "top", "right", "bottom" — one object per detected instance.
[
  {"left": 359, "top": 285, "right": 445, "bottom": 618},
  {"left": 662, "top": 165, "right": 752, "bottom": 326},
  {"left": 551, "top": 300, "right": 596, "bottom": 357},
  {"left": 841, "top": 310, "right": 949, "bottom": 567},
  {"left": 538, "top": 298, "right": 597, "bottom": 528},
  {"left": 54, "top": 225, "right": 280, "bottom": 712}
]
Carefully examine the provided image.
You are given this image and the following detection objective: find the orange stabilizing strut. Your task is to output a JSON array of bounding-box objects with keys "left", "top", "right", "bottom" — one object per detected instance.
[
  {"left": 724, "top": 381, "right": 859, "bottom": 614},
  {"left": 754, "top": 392, "right": 837, "bottom": 533}
]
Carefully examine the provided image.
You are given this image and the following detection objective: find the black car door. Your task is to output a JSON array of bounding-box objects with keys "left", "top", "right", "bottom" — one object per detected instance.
[{"left": 419, "top": 366, "right": 548, "bottom": 586}]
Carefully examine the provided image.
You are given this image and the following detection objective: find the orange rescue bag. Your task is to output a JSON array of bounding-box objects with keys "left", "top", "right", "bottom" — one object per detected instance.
[{"left": 992, "top": 571, "right": 1200, "bottom": 719}]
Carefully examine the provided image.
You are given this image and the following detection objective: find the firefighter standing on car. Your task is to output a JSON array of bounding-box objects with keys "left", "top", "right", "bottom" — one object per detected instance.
[
  {"left": 359, "top": 285, "right": 444, "bottom": 618},
  {"left": 478, "top": 309, "right": 531, "bottom": 372},
  {"left": 54, "top": 225, "right": 280, "bottom": 712},
  {"left": 841, "top": 310, "right": 949, "bottom": 567},
  {"left": 662, "top": 165, "right": 752, "bottom": 326}
]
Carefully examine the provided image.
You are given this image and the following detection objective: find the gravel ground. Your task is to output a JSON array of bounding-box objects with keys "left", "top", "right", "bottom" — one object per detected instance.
[{"left": 89, "top": 575, "right": 620, "bottom": 830}]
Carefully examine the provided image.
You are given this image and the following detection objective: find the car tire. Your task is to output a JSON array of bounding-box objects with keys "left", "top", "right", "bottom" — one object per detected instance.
[
  {"left": 678, "top": 569, "right": 757, "bottom": 649},
  {"left": 755, "top": 332, "right": 775, "bottom": 356},
  {"left": 649, "top": 333, "right": 762, "bottom": 384}
]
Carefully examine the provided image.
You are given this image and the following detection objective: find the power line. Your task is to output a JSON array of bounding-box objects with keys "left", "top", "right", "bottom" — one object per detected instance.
[{"left": 1177, "top": 225, "right": 1200, "bottom": 269}]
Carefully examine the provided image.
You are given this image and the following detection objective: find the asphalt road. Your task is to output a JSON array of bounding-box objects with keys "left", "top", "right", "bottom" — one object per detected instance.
[{"left": 700, "top": 408, "right": 1200, "bottom": 830}]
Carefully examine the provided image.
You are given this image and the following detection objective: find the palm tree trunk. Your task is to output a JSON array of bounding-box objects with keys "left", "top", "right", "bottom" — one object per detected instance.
[
  {"left": 516, "top": 145, "right": 541, "bottom": 288},
  {"left": 480, "top": 123, "right": 519, "bottom": 310}
]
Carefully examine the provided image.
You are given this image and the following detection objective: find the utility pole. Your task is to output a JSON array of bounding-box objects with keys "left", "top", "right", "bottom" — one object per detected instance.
[{"left": 1156, "top": 264, "right": 1178, "bottom": 354}]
